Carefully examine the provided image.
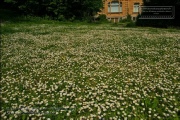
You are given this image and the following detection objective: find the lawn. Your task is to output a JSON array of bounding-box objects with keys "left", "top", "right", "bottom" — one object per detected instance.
[{"left": 1, "top": 19, "right": 180, "bottom": 120}]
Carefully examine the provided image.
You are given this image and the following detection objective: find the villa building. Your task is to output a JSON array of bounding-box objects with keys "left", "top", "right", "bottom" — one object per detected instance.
[{"left": 101, "top": 0, "right": 143, "bottom": 22}]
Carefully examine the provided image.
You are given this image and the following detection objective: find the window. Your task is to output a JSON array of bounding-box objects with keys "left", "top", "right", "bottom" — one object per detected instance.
[
  {"left": 133, "top": 3, "right": 140, "bottom": 12},
  {"left": 108, "top": 2, "right": 122, "bottom": 13}
]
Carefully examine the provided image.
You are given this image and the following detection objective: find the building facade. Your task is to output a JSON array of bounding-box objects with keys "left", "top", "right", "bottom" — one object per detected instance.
[{"left": 101, "top": 0, "right": 143, "bottom": 22}]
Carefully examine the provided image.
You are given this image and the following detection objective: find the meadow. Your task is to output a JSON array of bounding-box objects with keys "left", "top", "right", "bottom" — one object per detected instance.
[{"left": 1, "top": 19, "right": 180, "bottom": 120}]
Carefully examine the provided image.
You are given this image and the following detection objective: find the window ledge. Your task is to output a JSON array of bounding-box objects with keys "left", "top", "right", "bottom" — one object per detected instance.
[
  {"left": 108, "top": 12, "right": 122, "bottom": 14},
  {"left": 133, "top": 12, "right": 139, "bottom": 13}
]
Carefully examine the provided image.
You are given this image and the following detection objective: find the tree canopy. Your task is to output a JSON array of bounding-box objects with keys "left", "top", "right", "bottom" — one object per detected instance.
[{"left": 2, "top": 0, "right": 103, "bottom": 20}]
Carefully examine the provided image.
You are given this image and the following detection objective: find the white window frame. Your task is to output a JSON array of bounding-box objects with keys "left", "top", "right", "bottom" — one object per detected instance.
[
  {"left": 108, "top": 2, "right": 122, "bottom": 13},
  {"left": 133, "top": 3, "right": 140, "bottom": 12}
]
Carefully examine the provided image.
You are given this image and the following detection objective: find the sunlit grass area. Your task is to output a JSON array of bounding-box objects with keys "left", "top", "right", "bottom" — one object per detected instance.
[{"left": 1, "top": 20, "right": 180, "bottom": 120}]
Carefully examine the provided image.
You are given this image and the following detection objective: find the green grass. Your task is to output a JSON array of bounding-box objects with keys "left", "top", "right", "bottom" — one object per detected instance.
[{"left": 1, "top": 12, "right": 180, "bottom": 120}]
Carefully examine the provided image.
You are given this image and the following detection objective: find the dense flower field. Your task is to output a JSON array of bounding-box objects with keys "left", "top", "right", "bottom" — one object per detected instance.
[{"left": 1, "top": 23, "right": 180, "bottom": 120}]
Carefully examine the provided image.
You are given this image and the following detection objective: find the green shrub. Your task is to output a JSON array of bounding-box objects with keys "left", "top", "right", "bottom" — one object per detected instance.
[
  {"left": 82, "top": 16, "right": 94, "bottom": 23},
  {"left": 126, "top": 14, "right": 132, "bottom": 22},
  {"left": 119, "top": 14, "right": 132, "bottom": 23},
  {"left": 69, "top": 15, "right": 76, "bottom": 22},
  {"left": 85, "top": 14, "right": 109, "bottom": 23},
  {"left": 126, "top": 21, "right": 136, "bottom": 27},
  {"left": 98, "top": 14, "right": 107, "bottom": 21},
  {"left": 57, "top": 15, "right": 66, "bottom": 21}
]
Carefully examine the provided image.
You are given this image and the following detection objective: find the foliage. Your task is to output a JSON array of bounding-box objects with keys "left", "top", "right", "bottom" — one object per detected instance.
[
  {"left": 126, "top": 14, "right": 132, "bottom": 22},
  {"left": 97, "top": 14, "right": 108, "bottom": 22},
  {"left": 3, "top": 0, "right": 103, "bottom": 21},
  {"left": 119, "top": 14, "right": 132, "bottom": 23},
  {"left": 126, "top": 21, "right": 136, "bottom": 27}
]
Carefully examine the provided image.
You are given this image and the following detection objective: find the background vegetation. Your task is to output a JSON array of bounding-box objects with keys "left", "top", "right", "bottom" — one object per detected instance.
[
  {"left": 1, "top": 0, "right": 180, "bottom": 27},
  {"left": 1, "top": 0, "right": 103, "bottom": 21}
]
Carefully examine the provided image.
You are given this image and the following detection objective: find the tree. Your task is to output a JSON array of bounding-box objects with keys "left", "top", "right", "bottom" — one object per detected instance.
[
  {"left": 3, "top": 0, "right": 103, "bottom": 21},
  {"left": 64, "top": 0, "right": 103, "bottom": 20}
]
